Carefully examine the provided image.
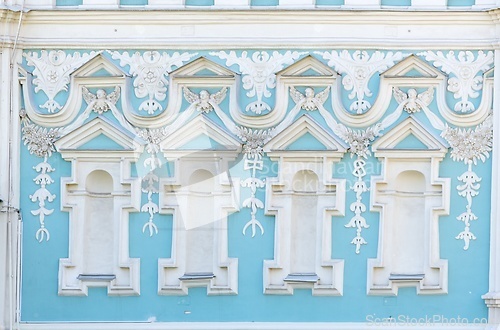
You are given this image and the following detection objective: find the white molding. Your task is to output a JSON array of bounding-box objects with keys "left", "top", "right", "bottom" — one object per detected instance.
[
  {"left": 81, "top": 0, "right": 119, "bottom": 9},
  {"left": 146, "top": 0, "right": 184, "bottom": 7},
  {"left": 263, "top": 115, "right": 346, "bottom": 295},
  {"left": 267, "top": 115, "right": 348, "bottom": 153},
  {"left": 326, "top": 53, "right": 493, "bottom": 128},
  {"left": 368, "top": 117, "right": 449, "bottom": 296},
  {"left": 160, "top": 114, "right": 241, "bottom": 155},
  {"left": 158, "top": 115, "right": 240, "bottom": 296},
  {"left": 20, "top": 53, "right": 130, "bottom": 128},
  {"left": 411, "top": 0, "right": 446, "bottom": 8},
  {"left": 55, "top": 119, "right": 143, "bottom": 296},
  {"left": 225, "top": 55, "right": 337, "bottom": 129},
  {"left": 214, "top": 0, "right": 250, "bottom": 6},
  {"left": 473, "top": 0, "right": 496, "bottom": 8},
  {"left": 343, "top": 0, "right": 380, "bottom": 7},
  {"left": 210, "top": 50, "right": 307, "bottom": 128},
  {"left": 482, "top": 49, "right": 500, "bottom": 324},
  {"left": 214, "top": 0, "right": 252, "bottom": 9},
  {"left": 0, "top": 217, "right": 8, "bottom": 330},
  {"left": 278, "top": 0, "right": 315, "bottom": 7},
  {"left": 22, "top": 0, "right": 55, "bottom": 9},
  {"left": 55, "top": 117, "right": 142, "bottom": 153},
  {"left": 10, "top": 11, "right": 495, "bottom": 50}
]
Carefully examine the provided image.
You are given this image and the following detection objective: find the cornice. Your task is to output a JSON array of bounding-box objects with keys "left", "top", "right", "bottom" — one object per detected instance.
[
  {"left": 488, "top": 7, "right": 500, "bottom": 23},
  {"left": 3, "top": 9, "right": 493, "bottom": 50}
]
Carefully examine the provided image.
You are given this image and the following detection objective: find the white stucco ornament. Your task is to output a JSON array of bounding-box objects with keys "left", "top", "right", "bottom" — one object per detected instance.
[
  {"left": 21, "top": 111, "right": 60, "bottom": 242},
  {"left": 111, "top": 50, "right": 197, "bottom": 114},
  {"left": 337, "top": 124, "right": 383, "bottom": 159},
  {"left": 393, "top": 87, "right": 434, "bottom": 114},
  {"left": 183, "top": 87, "right": 228, "bottom": 113},
  {"left": 211, "top": 50, "right": 306, "bottom": 114},
  {"left": 422, "top": 50, "right": 493, "bottom": 113},
  {"left": 237, "top": 126, "right": 273, "bottom": 237},
  {"left": 441, "top": 116, "right": 493, "bottom": 250},
  {"left": 335, "top": 124, "right": 382, "bottom": 253},
  {"left": 316, "top": 50, "right": 404, "bottom": 114},
  {"left": 23, "top": 50, "right": 97, "bottom": 113},
  {"left": 441, "top": 115, "right": 493, "bottom": 165},
  {"left": 289, "top": 86, "right": 330, "bottom": 111},
  {"left": 136, "top": 128, "right": 167, "bottom": 236},
  {"left": 82, "top": 86, "right": 121, "bottom": 114}
]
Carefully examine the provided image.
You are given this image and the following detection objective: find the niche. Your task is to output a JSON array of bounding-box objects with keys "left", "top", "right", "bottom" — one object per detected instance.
[
  {"left": 392, "top": 170, "right": 426, "bottom": 276},
  {"left": 263, "top": 115, "right": 346, "bottom": 295},
  {"left": 290, "top": 170, "right": 319, "bottom": 274},
  {"left": 368, "top": 117, "right": 450, "bottom": 295},
  {"left": 158, "top": 160, "right": 239, "bottom": 295},
  {"left": 55, "top": 117, "right": 142, "bottom": 296},
  {"left": 82, "top": 170, "right": 115, "bottom": 276},
  {"left": 185, "top": 169, "right": 215, "bottom": 275}
]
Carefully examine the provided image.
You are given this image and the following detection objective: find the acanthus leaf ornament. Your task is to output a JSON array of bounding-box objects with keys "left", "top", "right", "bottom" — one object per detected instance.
[
  {"left": 316, "top": 50, "right": 404, "bottom": 114},
  {"left": 21, "top": 111, "right": 60, "bottom": 242},
  {"left": 441, "top": 115, "right": 493, "bottom": 250},
  {"left": 183, "top": 87, "right": 228, "bottom": 113},
  {"left": 336, "top": 124, "right": 383, "bottom": 159},
  {"left": 421, "top": 50, "right": 493, "bottom": 113},
  {"left": 210, "top": 50, "right": 306, "bottom": 114},
  {"left": 345, "top": 158, "right": 370, "bottom": 254},
  {"left": 336, "top": 125, "right": 382, "bottom": 253},
  {"left": 111, "top": 51, "right": 198, "bottom": 114},
  {"left": 236, "top": 126, "right": 274, "bottom": 237},
  {"left": 441, "top": 115, "right": 493, "bottom": 166},
  {"left": 136, "top": 128, "right": 167, "bottom": 236},
  {"left": 237, "top": 126, "right": 275, "bottom": 160},
  {"left": 23, "top": 50, "right": 97, "bottom": 113}
]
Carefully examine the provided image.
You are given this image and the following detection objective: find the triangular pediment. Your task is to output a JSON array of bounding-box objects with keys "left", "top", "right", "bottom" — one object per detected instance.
[
  {"left": 78, "top": 133, "right": 127, "bottom": 150},
  {"left": 278, "top": 55, "right": 337, "bottom": 77},
  {"left": 170, "top": 57, "right": 237, "bottom": 77},
  {"left": 393, "top": 132, "right": 429, "bottom": 150},
  {"left": 179, "top": 133, "right": 226, "bottom": 150},
  {"left": 264, "top": 115, "right": 347, "bottom": 152},
  {"left": 72, "top": 53, "right": 128, "bottom": 78},
  {"left": 286, "top": 132, "right": 328, "bottom": 150},
  {"left": 372, "top": 117, "right": 448, "bottom": 153},
  {"left": 55, "top": 117, "right": 143, "bottom": 152},
  {"left": 382, "top": 55, "right": 445, "bottom": 79},
  {"left": 160, "top": 114, "right": 241, "bottom": 152}
]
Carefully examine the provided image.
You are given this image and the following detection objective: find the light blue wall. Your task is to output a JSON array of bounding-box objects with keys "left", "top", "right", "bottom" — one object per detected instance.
[{"left": 19, "top": 49, "right": 492, "bottom": 324}]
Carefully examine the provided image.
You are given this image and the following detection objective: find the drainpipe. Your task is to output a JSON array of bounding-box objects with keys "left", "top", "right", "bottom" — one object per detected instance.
[{"left": 6, "top": 2, "right": 25, "bottom": 330}]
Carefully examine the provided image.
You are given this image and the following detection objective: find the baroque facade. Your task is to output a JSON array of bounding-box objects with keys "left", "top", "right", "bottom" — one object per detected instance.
[{"left": 1, "top": 0, "right": 500, "bottom": 329}]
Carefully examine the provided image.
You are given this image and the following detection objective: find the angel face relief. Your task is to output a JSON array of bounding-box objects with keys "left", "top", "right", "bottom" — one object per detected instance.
[
  {"left": 182, "top": 87, "right": 228, "bottom": 113},
  {"left": 82, "top": 86, "right": 121, "bottom": 115},
  {"left": 392, "top": 87, "right": 434, "bottom": 114},
  {"left": 289, "top": 86, "right": 330, "bottom": 111}
]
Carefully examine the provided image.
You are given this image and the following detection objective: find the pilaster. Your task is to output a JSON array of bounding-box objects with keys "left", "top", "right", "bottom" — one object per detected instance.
[{"left": 482, "top": 49, "right": 500, "bottom": 327}]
